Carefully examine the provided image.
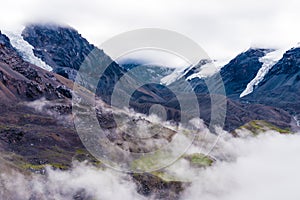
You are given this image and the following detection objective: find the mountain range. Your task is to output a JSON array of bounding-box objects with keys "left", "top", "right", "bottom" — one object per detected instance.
[
  {"left": 15, "top": 24, "right": 298, "bottom": 130},
  {"left": 0, "top": 23, "right": 299, "bottom": 199}
]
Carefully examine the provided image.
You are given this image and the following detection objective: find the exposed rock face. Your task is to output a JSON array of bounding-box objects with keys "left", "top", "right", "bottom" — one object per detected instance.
[
  {"left": 22, "top": 24, "right": 127, "bottom": 104},
  {"left": 22, "top": 24, "right": 94, "bottom": 80},
  {"left": 132, "top": 173, "right": 187, "bottom": 199},
  {"left": 220, "top": 48, "right": 269, "bottom": 99},
  {"left": 56, "top": 85, "right": 72, "bottom": 98},
  {"left": 0, "top": 31, "right": 73, "bottom": 102},
  {"left": 244, "top": 47, "right": 300, "bottom": 116},
  {"left": 0, "top": 31, "right": 11, "bottom": 47}
]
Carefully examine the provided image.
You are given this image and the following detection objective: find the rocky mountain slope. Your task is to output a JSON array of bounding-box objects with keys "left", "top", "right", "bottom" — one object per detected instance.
[
  {"left": 18, "top": 24, "right": 294, "bottom": 132},
  {"left": 121, "top": 63, "right": 174, "bottom": 82},
  {"left": 1, "top": 24, "right": 299, "bottom": 199},
  {"left": 0, "top": 30, "right": 197, "bottom": 199},
  {"left": 0, "top": 31, "right": 73, "bottom": 102},
  {"left": 243, "top": 46, "right": 300, "bottom": 116},
  {"left": 164, "top": 45, "right": 300, "bottom": 128}
]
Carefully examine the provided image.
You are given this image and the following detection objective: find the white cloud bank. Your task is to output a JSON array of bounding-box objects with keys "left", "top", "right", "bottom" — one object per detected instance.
[
  {"left": 0, "top": 162, "right": 144, "bottom": 200},
  {"left": 181, "top": 132, "right": 300, "bottom": 200},
  {"left": 1, "top": 130, "right": 300, "bottom": 199}
]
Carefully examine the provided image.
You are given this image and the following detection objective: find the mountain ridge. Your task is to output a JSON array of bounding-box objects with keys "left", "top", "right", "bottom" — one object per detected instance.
[{"left": 11, "top": 24, "right": 296, "bottom": 132}]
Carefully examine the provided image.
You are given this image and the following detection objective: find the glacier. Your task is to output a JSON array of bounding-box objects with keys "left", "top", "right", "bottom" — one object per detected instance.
[
  {"left": 239, "top": 48, "right": 287, "bottom": 98},
  {"left": 3, "top": 30, "right": 52, "bottom": 71}
]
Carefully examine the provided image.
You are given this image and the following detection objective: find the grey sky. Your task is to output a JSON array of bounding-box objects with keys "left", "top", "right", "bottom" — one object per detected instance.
[{"left": 1, "top": 0, "right": 300, "bottom": 64}]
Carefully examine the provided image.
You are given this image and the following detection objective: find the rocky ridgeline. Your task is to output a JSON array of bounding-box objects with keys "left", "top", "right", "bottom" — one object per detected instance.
[
  {"left": 0, "top": 31, "right": 73, "bottom": 102},
  {"left": 244, "top": 47, "right": 300, "bottom": 115}
]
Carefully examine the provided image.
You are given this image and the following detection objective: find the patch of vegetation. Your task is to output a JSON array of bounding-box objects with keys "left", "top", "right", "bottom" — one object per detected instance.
[
  {"left": 49, "top": 163, "right": 69, "bottom": 170},
  {"left": 0, "top": 124, "right": 10, "bottom": 130},
  {"left": 20, "top": 163, "right": 46, "bottom": 170},
  {"left": 184, "top": 153, "right": 214, "bottom": 168},
  {"left": 131, "top": 151, "right": 173, "bottom": 172},
  {"left": 236, "top": 120, "right": 292, "bottom": 135},
  {"left": 21, "top": 162, "right": 69, "bottom": 171},
  {"left": 150, "top": 171, "right": 190, "bottom": 183},
  {"left": 73, "top": 148, "right": 102, "bottom": 167},
  {"left": 1, "top": 152, "right": 69, "bottom": 173},
  {"left": 75, "top": 148, "right": 88, "bottom": 155}
]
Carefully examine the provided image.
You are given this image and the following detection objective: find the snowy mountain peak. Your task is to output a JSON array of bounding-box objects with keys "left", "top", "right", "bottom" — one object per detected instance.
[{"left": 161, "top": 59, "right": 218, "bottom": 85}]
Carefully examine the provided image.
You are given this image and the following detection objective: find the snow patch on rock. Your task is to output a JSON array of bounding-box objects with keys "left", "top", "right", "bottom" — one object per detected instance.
[
  {"left": 3, "top": 30, "right": 52, "bottom": 71},
  {"left": 161, "top": 60, "right": 221, "bottom": 85},
  {"left": 240, "top": 48, "right": 287, "bottom": 97}
]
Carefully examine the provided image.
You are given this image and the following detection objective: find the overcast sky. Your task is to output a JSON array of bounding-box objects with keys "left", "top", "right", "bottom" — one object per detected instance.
[{"left": 1, "top": 0, "right": 300, "bottom": 65}]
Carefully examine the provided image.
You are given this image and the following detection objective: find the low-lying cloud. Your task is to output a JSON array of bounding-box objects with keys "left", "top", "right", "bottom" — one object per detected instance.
[
  {"left": 180, "top": 132, "right": 300, "bottom": 200},
  {"left": 1, "top": 119, "right": 300, "bottom": 199},
  {"left": 0, "top": 162, "right": 144, "bottom": 200}
]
